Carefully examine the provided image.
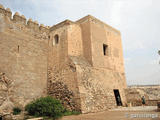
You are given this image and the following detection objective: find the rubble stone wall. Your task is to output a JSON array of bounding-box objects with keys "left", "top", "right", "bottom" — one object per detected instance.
[
  {"left": 0, "top": 73, "right": 14, "bottom": 115},
  {"left": 47, "top": 24, "right": 82, "bottom": 111},
  {"left": 71, "top": 57, "right": 127, "bottom": 113},
  {"left": 125, "top": 86, "right": 160, "bottom": 106}
]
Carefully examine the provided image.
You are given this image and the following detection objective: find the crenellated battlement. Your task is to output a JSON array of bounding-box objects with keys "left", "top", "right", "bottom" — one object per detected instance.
[
  {"left": 0, "top": 4, "right": 6, "bottom": 15},
  {"left": 13, "top": 12, "right": 26, "bottom": 25},
  {"left": 27, "top": 19, "right": 39, "bottom": 31},
  {"left": 0, "top": 4, "right": 50, "bottom": 34}
]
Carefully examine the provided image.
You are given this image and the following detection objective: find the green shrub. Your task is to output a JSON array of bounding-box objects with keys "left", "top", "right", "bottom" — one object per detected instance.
[
  {"left": 63, "top": 109, "right": 80, "bottom": 116},
  {"left": 13, "top": 107, "right": 21, "bottom": 115},
  {"left": 25, "top": 96, "right": 65, "bottom": 119}
]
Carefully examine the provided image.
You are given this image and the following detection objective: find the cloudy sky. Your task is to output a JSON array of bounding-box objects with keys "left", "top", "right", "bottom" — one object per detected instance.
[{"left": 0, "top": 0, "right": 159, "bottom": 85}]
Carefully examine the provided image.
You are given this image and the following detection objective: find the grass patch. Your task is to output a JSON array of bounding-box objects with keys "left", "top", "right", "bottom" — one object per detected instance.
[{"left": 63, "top": 110, "right": 81, "bottom": 116}]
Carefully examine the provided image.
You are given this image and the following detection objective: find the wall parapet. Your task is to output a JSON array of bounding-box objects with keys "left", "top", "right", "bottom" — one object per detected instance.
[
  {"left": 13, "top": 12, "right": 26, "bottom": 25},
  {"left": 76, "top": 15, "right": 121, "bottom": 35},
  {"left": 0, "top": 4, "right": 50, "bottom": 33},
  {"left": 50, "top": 20, "right": 74, "bottom": 31}
]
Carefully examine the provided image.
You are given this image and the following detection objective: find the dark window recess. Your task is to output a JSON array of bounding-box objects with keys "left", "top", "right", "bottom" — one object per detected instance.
[
  {"left": 54, "top": 34, "right": 59, "bottom": 44},
  {"left": 103, "top": 44, "right": 108, "bottom": 56},
  {"left": 18, "top": 45, "right": 20, "bottom": 53},
  {"left": 69, "top": 65, "right": 76, "bottom": 72}
]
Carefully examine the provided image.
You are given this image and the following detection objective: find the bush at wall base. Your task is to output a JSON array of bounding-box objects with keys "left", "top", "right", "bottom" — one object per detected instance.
[{"left": 25, "top": 96, "right": 65, "bottom": 119}]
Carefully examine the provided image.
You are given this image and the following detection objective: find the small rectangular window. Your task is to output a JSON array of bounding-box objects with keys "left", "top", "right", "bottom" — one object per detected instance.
[
  {"left": 103, "top": 44, "right": 108, "bottom": 56},
  {"left": 18, "top": 45, "right": 20, "bottom": 53}
]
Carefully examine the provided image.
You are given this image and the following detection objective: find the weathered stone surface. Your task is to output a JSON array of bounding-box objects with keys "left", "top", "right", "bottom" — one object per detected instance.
[
  {"left": 71, "top": 56, "right": 126, "bottom": 113},
  {"left": 0, "top": 73, "right": 14, "bottom": 116},
  {"left": 125, "top": 86, "right": 160, "bottom": 106},
  {"left": 48, "top": 81, "right": 80, "bottom": 111},
  {"left": 157, "top": 102, "right": 160, "bottom": 111},
  {"left": 0, "top": 8, "right": 48, "bottom": 114},
  {"left": 2, "top": 114, "right": 12, "bottom": 120},
  {"left": 0, "top": 5, "right": 127, "bottom": 114}
]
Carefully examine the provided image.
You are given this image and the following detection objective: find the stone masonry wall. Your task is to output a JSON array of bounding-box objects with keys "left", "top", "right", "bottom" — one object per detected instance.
[
  {"left": 90, "top": 17, "right": 125, "bottom": 73},
  {"left": 47, "top": 17, "right": 127, "bottom": 113},
  {"left": 0, "top": 72, "right": 14, "bottom": 115},
  {"left": 0, "top": 6, "right": 48, "bottom": 112},
  {"left": 75, "top": 16, "right": 127, "bottom": 113},
  {"left": 71, "top": 56, "right": 126, "bottom": 113},
  {"left": 47, "top": 60, "right": 81, "bottom": 111},
  {"left": 125, "top": 86, "right": 160, "bottom": 106},
  {"left": 76, "top": 19, "right": 92, "bottom": 65},
  {"left": 0, "top": 4, "right": 127, "bottom": 115},
  {"left": 47, "top": 23, "right": 82, "bottom": 111}
]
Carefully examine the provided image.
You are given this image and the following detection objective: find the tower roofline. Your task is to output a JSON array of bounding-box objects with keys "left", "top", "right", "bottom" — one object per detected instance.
[
  {"left": 76, "top": 15, "right": 121, "bottom": 35},
  {"left": 50, "top": 19, "right": 75, "bottom": 31}
]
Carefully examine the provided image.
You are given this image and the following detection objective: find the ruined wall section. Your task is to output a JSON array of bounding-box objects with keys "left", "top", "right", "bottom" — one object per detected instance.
[
  {"left": 125, "top": 86, "right": 160, "bottom": 106},
  {"left": 0, "top": 5, "right": 49, "bottom": 108},
  {"left": 47, "top": 23, "right": 82, "bottom": 111}
]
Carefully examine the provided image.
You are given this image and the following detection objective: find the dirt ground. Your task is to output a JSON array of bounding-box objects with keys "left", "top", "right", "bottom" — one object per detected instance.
[{"left": 61, "top": 106, "right": 160, "bottom": 120}]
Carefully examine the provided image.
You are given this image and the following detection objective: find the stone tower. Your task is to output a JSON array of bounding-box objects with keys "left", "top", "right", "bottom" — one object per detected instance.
[{"left": 47, "top": 15, "right": 127, "bottom": 113}]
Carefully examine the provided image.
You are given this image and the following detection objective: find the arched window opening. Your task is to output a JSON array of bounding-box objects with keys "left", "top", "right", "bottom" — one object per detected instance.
[{"left": 54, "top": 34, "right": 59, "bottom": 44}]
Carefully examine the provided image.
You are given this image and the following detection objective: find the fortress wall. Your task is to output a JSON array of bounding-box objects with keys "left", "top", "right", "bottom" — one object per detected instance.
[
  {"left": 47, "top": 24, "right": 81, "bottom": 111},
  {"left": 72, "top": 57, "right": 126, "bottom": 113},
  {"left": 67, "top": 24, "right": 83, "bottom": 56},
  {"left": 89, "top": 20, "right": 126, "bottom": 108},
  {"left": 90, "top": 19, "right": 125, "bottom": 73},
  {"left": 0, "top": 4, "right": 49, "bottom": 34},
  {"left": 0, "top": 5, "right": 48, "bottom": 108},
  {"left": 90, "top": 20, "right": 108, "bottom": 68},
  {"left": 109, "top": 32, "right": 125, "bottom": 73},
  {"left": 125, "top": 86, "right": 160, "bottom": 106},
  {"left": 77, "top": 19, "right": 93, "bottom": 65},
  {"left": 74, "top": 17, "right": 127, "bottom": 113},
  {"left": 0, "top": 4, "right": 127, "bottom": 114},
  {"left": 90, "top": 20, "right": 127, "bottom": 103}
]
